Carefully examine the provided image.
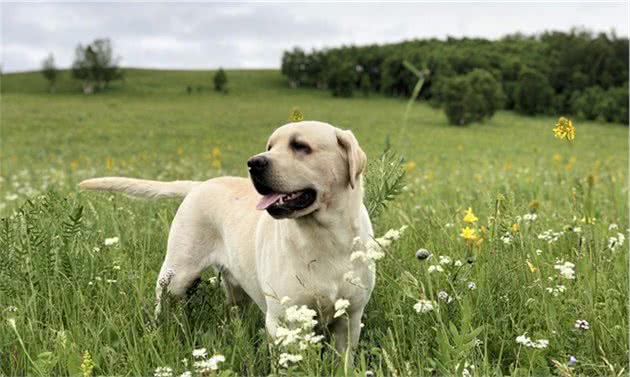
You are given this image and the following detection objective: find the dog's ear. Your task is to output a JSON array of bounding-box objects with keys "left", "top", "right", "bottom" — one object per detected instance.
[{"left": 336, "top": 129, "right": 366, "bottom": 189}]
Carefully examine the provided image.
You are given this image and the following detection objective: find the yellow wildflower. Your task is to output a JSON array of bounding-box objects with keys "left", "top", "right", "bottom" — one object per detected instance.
[
  {"left": 526, "top": 260, "right": 538, "bottom": 273},
  {"left": 512, "top": 223, "right": 520, "bottom": 233},
  {"left": 212, "top": 147, "right": 222, "bottom": 159},
  {"left": 463, "top": 207, "right": 478, "bottom": 223},
  {"left": 289, "top": 107, "right": 304, "bottom": 122},
  {"left": 106, "top": 157, "right": 113, "bottom": 171},
  {"left": 553, "top": 117, "right": 576, "bottom": 141},
  {"left": 211, "top": 159, "right": 222, "bottom": 169},
  {"left": 80, "top": 351, "right": 94, "bottom": 377},
  {"left": 404, "top": 160, "right": 416, "bottom": 173},
  {"left": 529, "top": 200, "right": 540, "bottom": 212},
  {"left": 460, "top": 227, "right": 479, "bottom": 242}
]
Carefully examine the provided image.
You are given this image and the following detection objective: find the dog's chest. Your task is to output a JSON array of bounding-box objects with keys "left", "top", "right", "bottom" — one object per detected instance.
[{"left": 295, "top": 254, "right": 374, "bottom": 316}]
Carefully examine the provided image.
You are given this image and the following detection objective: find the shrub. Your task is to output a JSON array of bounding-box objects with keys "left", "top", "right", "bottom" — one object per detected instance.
[
  {"left": 441, "top": 69, "right": 503, "bottom": 126},
  {"left": 571, "top": 86, "right": 604, "bottom": 120},
  {"left": 213, "top": 68, "right": 228, "bottom": 93},
  {"left": 514, "top": 67, "right": 554, "bottom": 115},
  {"left": 597, "top": 85, "right": 629, "bottom": 124}
]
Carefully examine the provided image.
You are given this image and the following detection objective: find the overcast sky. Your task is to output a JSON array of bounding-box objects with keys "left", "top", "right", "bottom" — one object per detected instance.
[{"left": 1, "top": 2, "right": 628, "bottom": 73}]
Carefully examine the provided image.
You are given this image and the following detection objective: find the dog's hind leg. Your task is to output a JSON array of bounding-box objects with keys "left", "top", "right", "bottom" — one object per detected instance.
[{"left": 154, "top": 196, "right": 220, "bottom": 318}]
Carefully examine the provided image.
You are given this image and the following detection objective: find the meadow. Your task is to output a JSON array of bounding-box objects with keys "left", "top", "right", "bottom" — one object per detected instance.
[{"left": 1, "top": 69, "right": 628, "bottom": 376}]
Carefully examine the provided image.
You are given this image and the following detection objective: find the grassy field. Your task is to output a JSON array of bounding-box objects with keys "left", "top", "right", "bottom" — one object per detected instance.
[{"left": 1, "top": 69, "right": 628, "bottom": 376}]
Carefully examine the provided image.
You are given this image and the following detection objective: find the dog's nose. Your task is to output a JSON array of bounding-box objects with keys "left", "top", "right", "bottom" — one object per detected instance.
[{"left": 247, "top": 156, "right": 268, "bottom": 174}]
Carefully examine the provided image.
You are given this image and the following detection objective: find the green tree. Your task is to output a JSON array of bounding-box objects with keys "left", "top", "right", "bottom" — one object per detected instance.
[
  {"left": 327, "top": 59, "right": 357, "bottom": 98},
  {"left": 72, "top": 38, "right": 122, "bottom": 94},
  {"left": 441, "top": 69, "right": 503, "bottom": 126},
  {"left": 213, "top": 68, "right": 228, "bottom": 93},
  {"left": 41, "top": 53, "right": 58, "bottom": 93},
  {"left": 597, "top": 85, "right": 629, "bottom": 124},
  {"left": 514, "top": 67, "right": 554, "bottom": 115},
  {"left": 571, "top": 86, "right": 604, "bottom": 120},
  {"left": 359, "top": 74, "right": 371, "bottom": 97}
]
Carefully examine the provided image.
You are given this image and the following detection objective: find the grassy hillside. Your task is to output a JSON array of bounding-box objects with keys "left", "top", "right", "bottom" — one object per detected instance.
[{"left": 1, "top": 69, "right": 628, "bottom": 376}]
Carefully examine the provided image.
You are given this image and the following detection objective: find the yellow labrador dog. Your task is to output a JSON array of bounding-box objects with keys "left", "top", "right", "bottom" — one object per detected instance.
[{"left": 80, "top": 121, "right": 374, "bottom": 358}]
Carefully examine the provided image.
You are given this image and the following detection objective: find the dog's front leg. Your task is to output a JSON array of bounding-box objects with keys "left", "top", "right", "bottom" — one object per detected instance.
[
  {"left": 331, "top": 308, "right": 363, "bottom": 369},
  {"left": 264, "top": 311, "right": 280, "bottom": 338}
]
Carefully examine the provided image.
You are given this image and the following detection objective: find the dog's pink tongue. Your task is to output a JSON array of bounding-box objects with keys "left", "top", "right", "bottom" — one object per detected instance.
[{"left": 256, "top": 193, "right": 284, "bottom": 210}]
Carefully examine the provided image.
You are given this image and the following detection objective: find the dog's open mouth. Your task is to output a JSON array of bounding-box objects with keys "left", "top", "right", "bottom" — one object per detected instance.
[{"left": 256, "top": 189, "right": 317, "bottom": 213}]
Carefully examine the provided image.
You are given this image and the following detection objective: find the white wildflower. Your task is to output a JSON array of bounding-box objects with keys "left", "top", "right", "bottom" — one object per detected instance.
[
  {"left": 608, "top": 232, "right": 625, "bottom": 251},
  {"left": 437, "top": 291, "right": 450, "bottom": 302},
  {"left": 154, "top": 367, "right": 173, "bottom": 377},
  {"left": 278, "top": 353, "right": 303, "bottom": 368},
  {"left": 439, "top": 255, "right": 452, "bottom": 265},
  {"left": 554, "top": 261, "right": 575, "bottom": 279},
  {"left": 532, "top": 339, "right": 549, "bottom": 349},
  {"left": 178, "top": 372, "right": 192, "bottom": 377},
  {"left": 193, "top": 355, "right": 225, "bottom": 373},
  {"left": 574, "top": 319, "right": 590, "bottom": 330},
  {"left": 467, "top": 282, "right": 477, "bottom": 290},
  {"left": 343, "top": 271, "right": 364, "bottom": 287},
  {"left": 500, "top": 233, "right": 512, "bottom": 245},
  {"left": 538, "top": 229, "right": 564, "bottom": 244},
  {"left": 275, "top": 327, "right": 302, "bottom": 346},
  {"left": 192, "top": 348, "right": 207, "bottom": 359},
  {"left": 545, "top": 285, "right": 566, "bottom": 296},
  {"left": 516, "top": 334, "right": 531, "bottom": 346},
  {"left": 285, "top": 305, "right": 317, "bottom": 328},
  {"left": 523, "top": 213, "right": 538, "bottom": 222},
  {"left": 302, "top": 333, "right": 324, "bottom": 346},
  {"left": 428, "top": 265, "right": 444, "bottom": 273},
  {"left": 609, "top": 223, "right": 619, "bottom": 231},
  {"left": 104, "top": 237, "right": 119, "bottom": 246},
  {"left": 413, "top": 299, "right": 435, "bottom": 313},
  {"left": 516, "top": 333, "right": 549, "bottom": 349},
  {"left": 454, "top": 260, "right": 463, "bottom": 267},
  {"left": 333, "top": 298, "right": 351, "bottom": 318},
  {"left": 350, "top": 250, "right": 368, "bottom": 262}
]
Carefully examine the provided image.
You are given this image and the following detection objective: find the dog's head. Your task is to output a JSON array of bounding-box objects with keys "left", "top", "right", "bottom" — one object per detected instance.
[{"left": 247, "top": 121, "right": 366, "bottom": 219}]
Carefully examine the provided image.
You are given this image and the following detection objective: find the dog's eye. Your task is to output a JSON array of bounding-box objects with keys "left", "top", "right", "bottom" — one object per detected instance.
[
  {"left": 290, "top": 141, "right": 311, "bottom": 154},
  {"left": 267, "top": 144, "right": 272, "bottom": 151}
]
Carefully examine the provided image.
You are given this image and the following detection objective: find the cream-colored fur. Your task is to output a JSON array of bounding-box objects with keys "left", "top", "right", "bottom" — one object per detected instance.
[{"left": 79, "top": 121, "right": 374, "bottom": 361}]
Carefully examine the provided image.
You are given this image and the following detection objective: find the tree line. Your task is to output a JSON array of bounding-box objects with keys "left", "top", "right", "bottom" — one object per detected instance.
[
  {"left": 281, "top": 29, "right": 629, "bottom": 125},
  {"left": 41, "top": 39, "right": 228, "bottom": 95},
  {"left": 41, "top": 38, "right": 123, "bottom": 94}
]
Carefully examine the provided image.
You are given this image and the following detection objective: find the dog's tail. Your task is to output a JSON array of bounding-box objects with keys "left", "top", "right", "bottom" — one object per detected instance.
[{"left": 79, "top": 177, "right": 201, "bottom": 199}]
